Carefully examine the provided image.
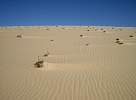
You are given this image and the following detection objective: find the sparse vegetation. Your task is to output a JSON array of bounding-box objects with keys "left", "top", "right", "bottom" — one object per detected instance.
[
  {"left": 85, "top": 43, "right": 89, "bottom": 46},
  {"left": 118, "top": 42, "right": 124, "bottom": 45},
  {"left": 34, "top": 60, "right": 44, "bottom": 68},
  {"left": 62, "top": 28, "right": 65, "bottom": 30},
  {"left": 43, "top": 51, "right": 50, "bottom": 57},
  {"left": 100, "top": 28, "right": 103, "bottom": 30},
  {"left": 80, "top": 34, "right": 83, "bottom": 37},
  {"left": 116, "top": 38, "right": 119, "bottom": 41},
  {"left": 16, "top": 34, "right": 22, "bottom": 38},
  {"left": 34, "top": 56, "right": 44, "bottom": 68},
  {"left": 119, "top": 29, "right": 122, "bottom": 31},
  {"left": 95, "top": 29, "right": 98, "bottom": 31},
  {"left": 115, "top": 38, "right": 124, "bottom": 45},
  {"left": 129, "top": 35, "right": 134, "bottom": 37},
  {"left": 46, "top": 28, "right": 50, "bottom": 31},
  {"left": 50, "top": 39, "right": 54, "bottom": 42}
]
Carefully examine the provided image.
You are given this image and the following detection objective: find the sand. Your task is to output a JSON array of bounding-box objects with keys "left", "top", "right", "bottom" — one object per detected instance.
[{"left": 0, "top": 26, "right": 136, "bottom": 100}]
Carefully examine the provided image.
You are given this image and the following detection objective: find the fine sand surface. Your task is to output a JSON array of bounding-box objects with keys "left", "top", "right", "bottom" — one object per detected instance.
[{"left": 0, "top": 26, "right": 136, "bottom": 100}]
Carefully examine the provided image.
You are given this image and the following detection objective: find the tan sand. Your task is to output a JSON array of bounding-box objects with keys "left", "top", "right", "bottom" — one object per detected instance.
[{"left": 0, "top": 26, "right": 136, "bottom": 100}]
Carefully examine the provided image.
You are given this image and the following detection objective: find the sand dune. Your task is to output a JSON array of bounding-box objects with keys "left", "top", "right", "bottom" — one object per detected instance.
[{"left": 0, "top": 26, "right": 136, "bottom": 100}]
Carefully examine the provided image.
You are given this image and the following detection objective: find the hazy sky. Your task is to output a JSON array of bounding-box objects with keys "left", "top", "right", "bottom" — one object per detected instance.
[{"left": 0, "top": 0, "right": 136, "bottom": 26}]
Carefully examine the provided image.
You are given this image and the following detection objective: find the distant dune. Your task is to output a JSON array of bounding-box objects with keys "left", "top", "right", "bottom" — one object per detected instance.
[{"left": 0, "top": 26, "right": 136, "bottom": 100}]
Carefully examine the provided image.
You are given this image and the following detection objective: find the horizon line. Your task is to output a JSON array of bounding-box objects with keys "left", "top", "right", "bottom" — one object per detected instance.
[{"left": 0, "top": 25, "right": 136, "bottom": 28}]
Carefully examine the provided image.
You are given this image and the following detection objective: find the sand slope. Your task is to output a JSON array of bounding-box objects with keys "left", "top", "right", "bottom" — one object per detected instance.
[{"left": 0, "top": 26, "right": 136, "bottom": 100}]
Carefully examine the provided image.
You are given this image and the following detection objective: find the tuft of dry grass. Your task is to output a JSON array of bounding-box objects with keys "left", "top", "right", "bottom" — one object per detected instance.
[
  {"left": 34, "top": 60, "right": 44, "bottom": 68},
  {"left": 16, "top": 34, "right": 22, "bottom": 38},
  {"left": 80, "top": 34, "right": 83, "bottom": 37},
  {"left": 34, "top": 56, "right": 44, "bottom": 68},
  {"left": 115, "top": 38, "right": 124, "bottom": 45},
  {"left": 46, "top": 28, "right": 50, "bottom": 31},
  {"left": 43, "top": 51, "right": 50, "bottom": 57},
  {"left": 85, "top": 43, "right": 89, "bottom": 46},
  {"left": 100, "top": 28, "right": 103, "bottom": 30},
  {"left": 129, "top": 35, "right": 134, "bottom": 37},
  {"left": 50, "top": 39, "right": 54, "bottom": 42},
  {"left": 116, "top": 38, "right": 120, "bottom": 41}
]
